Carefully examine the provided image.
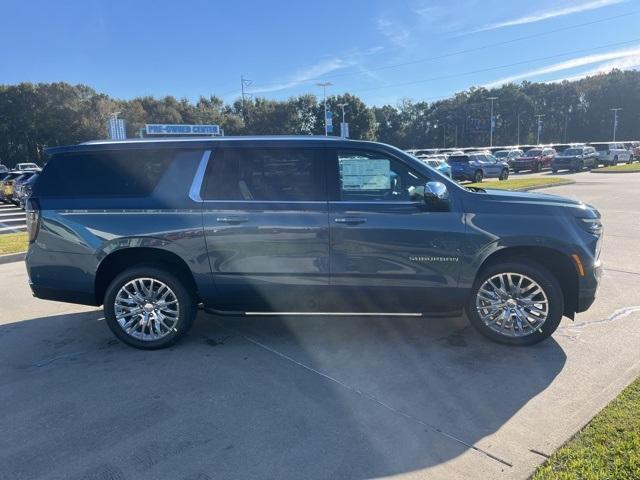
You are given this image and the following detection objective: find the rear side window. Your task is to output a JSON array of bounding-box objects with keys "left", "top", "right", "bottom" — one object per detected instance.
[
  {"left": 203, "top": 148, "right": 324, "bottom": 201},
  {"left": 34, "top": 149, "right": 176, "bottom": 197}
]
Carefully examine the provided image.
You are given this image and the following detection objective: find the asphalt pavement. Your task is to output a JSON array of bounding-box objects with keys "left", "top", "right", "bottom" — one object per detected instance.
[{"left": 1, "top": 170, "right": 639, "bottom": 480}]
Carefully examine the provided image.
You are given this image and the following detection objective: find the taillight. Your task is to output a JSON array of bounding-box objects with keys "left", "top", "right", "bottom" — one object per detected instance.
[{"left": 26, "top": 197, "right": 41, "bottom": 243}]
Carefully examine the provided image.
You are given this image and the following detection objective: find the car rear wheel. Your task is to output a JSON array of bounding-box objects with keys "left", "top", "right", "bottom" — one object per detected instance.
[
  {"left": 535, "top": 162, "right": 542, "bottom": 172},
  {"left": 612, "top": 156, "right": 618, "bottom": 166},
  {"left": 104, "top": 267, "right": 197, "bottom": 349},
  {"left": 466, "top": 261, "right": 564, "bottom": 346},
  {"left": 474, "top": 170, "right": 483, "bottom": 183},
  {"left": 499, "top": 168, "right": 509, "bottom": 180},
  {"left": 551, "top": 168, "right": 558, "bottom": 174}
]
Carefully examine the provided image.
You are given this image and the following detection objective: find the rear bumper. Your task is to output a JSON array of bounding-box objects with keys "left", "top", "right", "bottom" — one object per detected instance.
[{"left": 29, "top": 283, "right": 98, "bottom": 306}]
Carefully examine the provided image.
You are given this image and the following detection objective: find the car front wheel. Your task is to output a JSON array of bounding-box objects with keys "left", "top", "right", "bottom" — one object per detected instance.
[
  {"left": 466, "top": 261, "right": 564, "bottom": 346},
  {"left": 499, "top": 168, "right": 509, "bottom": 180},
  {"left": 104, "top": 267, "right": 197, "bottom": 349},
  {"left": 474, "top": 170, "right": 483, "bottom": 183}
]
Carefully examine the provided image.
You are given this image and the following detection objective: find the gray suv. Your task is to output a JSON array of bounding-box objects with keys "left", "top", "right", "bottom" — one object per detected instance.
[{"left": 26, "top": 137, "right": 602, "bottom": 349}]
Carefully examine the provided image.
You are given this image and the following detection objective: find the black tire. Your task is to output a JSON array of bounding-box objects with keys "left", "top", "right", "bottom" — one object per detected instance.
[
  {"left": 551, "top": 168, "right": 558, "bottom": 174},
  {"left": 103, "top": 266, "right": 197, "bottom": 350},
  {"left": 466, "top": 260, "right": 564, "bottom": 346},
  {"left": 499, "top": 168, "right": 509, "bottom": 181},
  {"left": 513, "top": 169, "right": 520, "bottom": 174},
  {"left": 535, "top": 162, "right": 542, "bottom": 172},
  {"left": 612, "top": 156, "right": 618, "bottom": 166},
  {"left": 474, "top": 170, "right": 483, "bottom": 183}
]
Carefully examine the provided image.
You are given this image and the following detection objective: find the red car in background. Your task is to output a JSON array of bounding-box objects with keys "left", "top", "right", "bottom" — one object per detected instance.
[{"left": 511, "top": 147, "right": 556, "bottom": 173}]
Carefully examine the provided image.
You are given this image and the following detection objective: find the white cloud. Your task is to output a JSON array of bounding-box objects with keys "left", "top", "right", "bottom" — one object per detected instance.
[
  {"left": 377, "top": 18, "right": 411, "bottom": 48},
  {"left": 546, "top": 54, "right": 640, "bottom": 82},
  {"left": 475, "top": 0, "right": 628, "bottom": 32},
  {"left": 248, "top": 58, "right": 353, "bottom": 94},
  {"left": 484, "top": 45, "right": 640, "bottom": 87}
]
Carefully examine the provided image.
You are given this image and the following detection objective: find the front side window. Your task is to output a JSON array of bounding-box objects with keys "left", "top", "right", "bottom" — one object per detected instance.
[
  {"left": 337, "top": 150, "right": 426, "bottom": 202},
  {"left": 203, "top": 148, "right": 324, "bottom": 201}
]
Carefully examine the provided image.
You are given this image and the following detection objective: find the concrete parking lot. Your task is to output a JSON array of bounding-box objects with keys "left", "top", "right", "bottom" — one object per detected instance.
[
  {"left": 1, "top": 171, "right": 639, "bottom": 480},
  {"left": 0, "top": 202, "right": 26, "bottom": 234}
]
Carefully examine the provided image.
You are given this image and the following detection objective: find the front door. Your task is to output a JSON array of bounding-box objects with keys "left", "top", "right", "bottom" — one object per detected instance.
[
  {"left": 200, "top": 147, "right": 329, "bottom": 312},
  {"left": 327, "top": 148, "right": 466, "bottom": 313}
]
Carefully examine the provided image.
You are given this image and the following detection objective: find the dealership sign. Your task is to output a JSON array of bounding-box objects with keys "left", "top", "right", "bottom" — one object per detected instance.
[{"left": 145, "top": 124, "right": 221, "bottom": 135}]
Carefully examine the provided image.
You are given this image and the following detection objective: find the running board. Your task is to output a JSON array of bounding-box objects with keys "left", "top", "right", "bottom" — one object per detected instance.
[{"left": 202, "top": 307, "right": 422, "bottom": 317}]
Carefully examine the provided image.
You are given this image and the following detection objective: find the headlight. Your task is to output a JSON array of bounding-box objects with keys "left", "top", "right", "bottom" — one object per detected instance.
[{"left": 577, "top": 217, "right": 603, "bottom": 236}]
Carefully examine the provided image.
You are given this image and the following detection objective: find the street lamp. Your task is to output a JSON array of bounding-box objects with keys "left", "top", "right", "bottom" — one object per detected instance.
[
  {"left": 611, "top": 108, "right": 622, "bottom": 141},
  {"left": 535, "top": 114, "right": 545, "bottom": 145},
  {"left": 517, "top": 112, "right": 523, "bottom": 145},
  {"left": 316, "top": 82, "right": 333, "bottom": 136},
  {"left": 487, "top": 97, "right": 498, "bottom": 147},
  {"left": 337, "top": 102, "right": 348, "bottom": 137}
]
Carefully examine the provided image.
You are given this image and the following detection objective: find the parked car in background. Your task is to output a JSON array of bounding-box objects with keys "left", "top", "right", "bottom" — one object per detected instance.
[
  {"left": 449, "top": 152, "right": 509, "bottom": 182},
  {"left": 590, "top": 142, "right": 631, "bottom": 166},
  {"left": 630, "top": 141, "right": 640, "bottom": 162},
  {"left": 26, "top": 136, "right": 602, "bottom": 349},
  {"left": 16, "top": 173, "right": 39, "bottom": 208},
  {"left": 551, "top": 146, "right": 599, "bottom": 173},
  {"left": 0, "top": 172, "right": 26, "bottom": 202},
  {"left": 15, "top": 162, "right": 40, "bottom": 171},
  {"left": 494, "top": 149, "right": 524, "bottom": 169},
  {"left": 511, "top": 147, "right": 556, "bottom": 173},
  {"left": 419, "top": 155, "right": 452, "bottom": 178},
  {"left": 0, "top": 164, "right": 8, "bottom": 173},
  {"left": 12, "top": 172, "right": 38, "bottom": 206}
]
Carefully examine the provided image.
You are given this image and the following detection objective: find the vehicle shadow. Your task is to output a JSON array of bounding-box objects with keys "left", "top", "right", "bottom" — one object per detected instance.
[{"left": 0, "top": 308, "right": 566, "bottom": 480}]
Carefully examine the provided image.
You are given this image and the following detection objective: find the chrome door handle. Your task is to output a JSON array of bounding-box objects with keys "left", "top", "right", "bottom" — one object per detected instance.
[
  {"left": 334, "top": 217, "right": 367, "bottom": 224},
  {"left": 216, "top": 216, "right": 249, "bottom": 224}
]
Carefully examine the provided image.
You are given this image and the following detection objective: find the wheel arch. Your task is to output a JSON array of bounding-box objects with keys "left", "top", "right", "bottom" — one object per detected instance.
[
  {"left": 476, "top": 246, "right": 579, "bottom": 317},
  {"left": 95, "top": 247, "right": 199, "bottom": 306}
]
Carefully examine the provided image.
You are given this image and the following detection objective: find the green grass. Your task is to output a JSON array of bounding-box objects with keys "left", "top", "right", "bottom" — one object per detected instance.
[
  {"left": 0, "top": 232, "right": 28, "bottom": 255},
  {"left": 533, "top": 377, "right": 640, "bottom": 480},
  {"left": 594, "top": 162, "right": 640, "bottom": 173},
  {"left": 466, "top": 177, "right": 575, "bottom": 191}
]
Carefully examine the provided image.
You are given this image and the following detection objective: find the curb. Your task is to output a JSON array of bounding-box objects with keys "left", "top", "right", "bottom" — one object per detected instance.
[
  {"left": 590, "top": 169, "right": 640, "bottom": 174},
  {"left": 0, "top": 251, "right": 26, "bottom": 265}
]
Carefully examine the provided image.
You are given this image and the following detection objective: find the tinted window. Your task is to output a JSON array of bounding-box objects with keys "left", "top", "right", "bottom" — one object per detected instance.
[
  {"left": 34, "top": 149, "right": 176, "bottom": 197},
  {"left": 526, "top": 149, "right": 542, "bottom": 156},
  {"left": 494, "top": 151, "right": 508, "bottom": 158},
  {"left": 593, "top": 144, "right": 608, "bottom": 151},
  {"left": 337, "top": 150, "right": 425, "bottom": 202},
  {"left": 563, "top": 148, "right": 583, "bottom": 155},
  {"left": 203, "top": 148, "right": 324, "bottom": 201},
  {"left": 448, "top": 155, "right": 469, "bottom": 163}
]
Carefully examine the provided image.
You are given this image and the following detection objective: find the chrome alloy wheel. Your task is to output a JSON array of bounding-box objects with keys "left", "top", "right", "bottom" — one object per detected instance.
[
  {"left": 114, "top": 278, "right": 180, "bottom": 341},
  {"left": 475, "top": 272, "right": 549, "bottom": 338}
]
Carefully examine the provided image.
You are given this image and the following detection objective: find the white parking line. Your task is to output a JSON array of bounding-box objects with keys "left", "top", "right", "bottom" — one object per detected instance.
[
  {"left": 0, "top": 218, "right": 25, "bottom": 224},
  {"left": 0, "top": 225, "right": 26, "bottom": 233},
  {"left": 0, "top": 212, "right": 24, "bottom": 217}
]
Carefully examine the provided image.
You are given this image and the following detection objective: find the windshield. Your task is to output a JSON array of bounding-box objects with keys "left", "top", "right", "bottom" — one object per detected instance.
[
  {"left": 525, "top": 149, "right": 542, "bottom": 156},
  {"left": 494, "top": 151, "right": 509, "bottom": 158}
]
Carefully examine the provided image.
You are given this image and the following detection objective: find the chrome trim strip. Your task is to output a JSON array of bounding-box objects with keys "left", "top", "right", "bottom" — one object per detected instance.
[
  {"left": 244, "top": 312, "right": 423, "bottom": 317},
  {"left": 189, "top": 150, "right": 212, "bottom": 202}
]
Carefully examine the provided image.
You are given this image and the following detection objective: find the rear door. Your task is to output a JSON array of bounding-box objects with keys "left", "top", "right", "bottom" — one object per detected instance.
[
  {"left": 200, "top": 146, "right": 330, "bottom": 312},
  {"left": 327, "top": 148, "right": 466, "bottom": 313}
]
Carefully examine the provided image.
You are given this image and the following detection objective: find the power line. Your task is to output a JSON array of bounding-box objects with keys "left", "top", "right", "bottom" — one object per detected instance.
[
  {"left": 352, "top": 37, "right": 640, "bottom": 94},
  {"left": 244, "top": 9, "right": 640, "bottom": 93}
]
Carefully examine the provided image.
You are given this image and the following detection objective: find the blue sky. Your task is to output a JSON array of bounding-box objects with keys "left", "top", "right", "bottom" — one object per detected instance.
[{"left": 1, "top": 0, "right": 639, "bottom": 105}]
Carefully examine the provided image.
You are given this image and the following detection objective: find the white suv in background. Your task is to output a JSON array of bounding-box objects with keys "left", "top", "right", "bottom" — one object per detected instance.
[{"left": 591, "top": 143, "right": 631, "bottom": 166}]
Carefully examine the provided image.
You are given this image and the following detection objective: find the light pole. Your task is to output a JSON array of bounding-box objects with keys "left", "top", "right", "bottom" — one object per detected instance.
[
  {"left": 611, "top": 108, "right": 622, "bottom": 141},
  {"left": 487, "top": 97, "right": 498, "bottom": 147},
  {"left": 517, "top": 112, "right": 523, "bottom": 145},
  {"left": 316, "top": 82, "right": 333, "bottom": 136},
  {"left": 535, "top": 114, "right": 545, "bottom": 145},
  {"left": 337, "top": 102, "right": 348, "bottom": 137}
]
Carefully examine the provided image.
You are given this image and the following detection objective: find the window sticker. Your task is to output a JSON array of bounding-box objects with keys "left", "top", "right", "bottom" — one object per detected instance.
[{"left": 340, "top": 157, "right": 390, "bottom": 190}]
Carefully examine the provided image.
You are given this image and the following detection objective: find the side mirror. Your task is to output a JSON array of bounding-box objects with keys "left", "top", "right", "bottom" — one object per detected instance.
[{"left": 423, "top": 181, "right": 449, "bottom": 204}]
